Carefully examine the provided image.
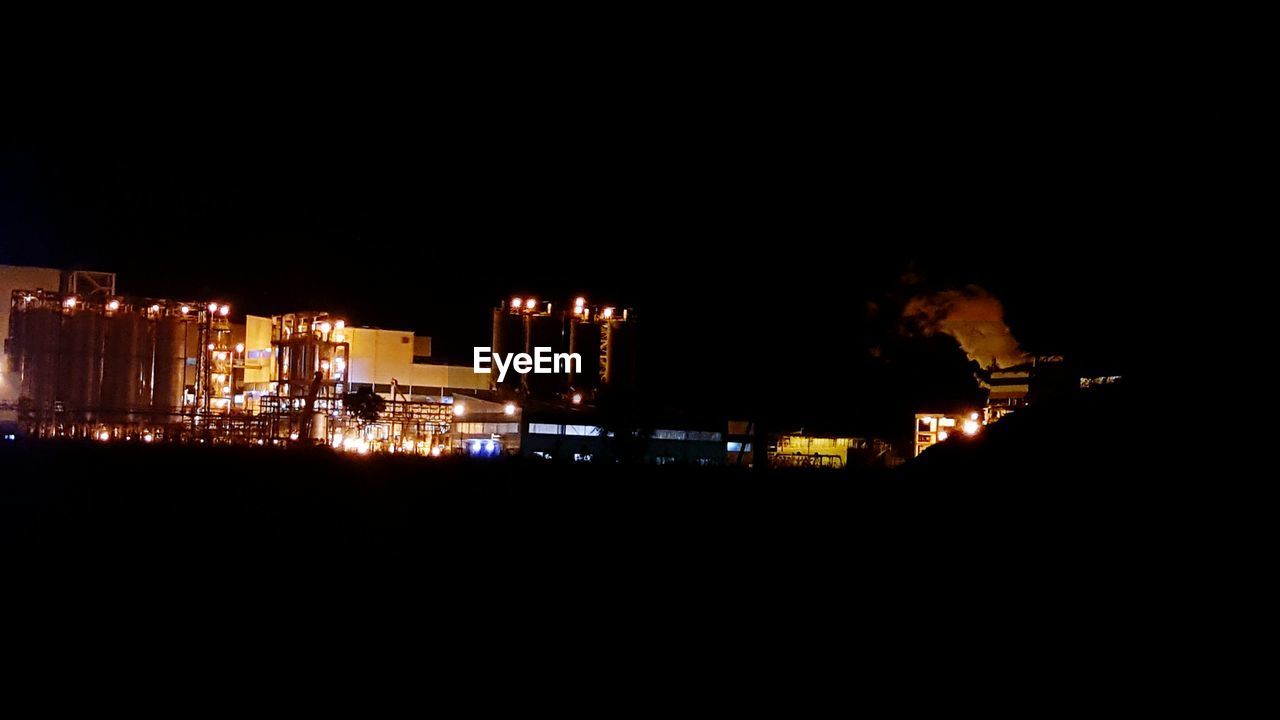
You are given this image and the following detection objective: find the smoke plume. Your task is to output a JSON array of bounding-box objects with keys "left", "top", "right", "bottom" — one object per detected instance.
[{"left": 902, "top": 285, "right": 1030, "bottom": 370}]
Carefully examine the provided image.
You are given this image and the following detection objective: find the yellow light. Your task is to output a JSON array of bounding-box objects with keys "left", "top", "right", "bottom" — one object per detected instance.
[
  {"left": 219, "top": 305, "right": 230, "bottom": 316},
  {"left": 320, "top": 360, "right": 330, "bottom": 371},
  {"left": 208, "top": 302, "right": 219, "bottom": 313},
  {"left": 575, "top": 297, "right": 586, "bottom": 308},
  {"left": 938, "top": 430, "right": 949, "bottom": 441},
  {"left": 602, "top": 307, "right": 614, "bottom": 319},
  {"left": 235, "top": 343, "right": 245, "bottom": 353},
  {"left": 939, "top": 417, "right": 956, "bottom": 427},
  {"left": 453, "top": 404, "right": 465, "bottom": 416},
  {"left": 572, "top": 393, "right": 582, "bottom": 405},
  {"left": 511, "top": 297, "right": 522, "bottom": 309},
  {"left": 526, "top": 298, "right": 537, "bottom": 310},
  {"left": 320, "top": 322, "right": 332, "bottom": 334},
  {"left": 963, "top": 419, "right": 980, "bottom": 436},
  {"left": 335, "top": 320, "right": 345, "bottom": 330},
  {"left": 504, "top": 402, "right": 516, "bottom": 416},
  {"left": 334, "top": 357, "right": 346, "bottom": 371},
  {"left": 180, "top": 305, "right": 190, "bottom": 314},
  {"left": 107, "top": 300, "right": 120, "bottom": 311}
]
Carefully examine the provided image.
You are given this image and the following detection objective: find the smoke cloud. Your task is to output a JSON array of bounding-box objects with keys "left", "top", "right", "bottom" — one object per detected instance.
[{"left": 902, "top": 285, "right": 1030, "bottom": 370}]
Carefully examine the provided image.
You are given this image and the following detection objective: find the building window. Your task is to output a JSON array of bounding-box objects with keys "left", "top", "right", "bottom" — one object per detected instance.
[
  {"left": 530, "top": 423, "right": 562, "bottom": 435},
  {"left": 374, "top": 383, "right": 392, "bottom": 394}
]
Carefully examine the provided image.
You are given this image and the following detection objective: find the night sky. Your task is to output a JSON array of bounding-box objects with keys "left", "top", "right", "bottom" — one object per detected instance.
[{"left": 1, "top": 79, "right": 1147, "bottom": 436}]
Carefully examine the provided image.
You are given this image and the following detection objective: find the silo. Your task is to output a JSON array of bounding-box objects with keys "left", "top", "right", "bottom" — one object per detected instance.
[
  {"left": 490, "top": 308, "right": 524, "bottom": 390},
  {"left": 151, "top": 316, "right": 187, "bottom": 418},
  {"left": 134, "top": 315, "right": 156, "bottom": 416},
  {"left": 568, "top": 320, "right": 601, "bottom": 392},
  {"left": 102, "top": 312, "right": 143, "bottom": 416},
  {"left": 602, "top": 319, "right": 637, "bottom": 389},
  {"left": 19, "top": 307, "right": 60, "bottom": 411},
  {"left": 523, "top": 313, "right": 564, "bottom": 396},
  {"left": 59, "top": 310, "right": 104, "bottom": 417}
]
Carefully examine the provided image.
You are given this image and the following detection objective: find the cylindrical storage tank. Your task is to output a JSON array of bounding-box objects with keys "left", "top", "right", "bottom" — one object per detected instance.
[
  {"left": 20, "top": 307, "right": 60, "bottom": 411},
  {"left": 287, "top": 339, "right": 314, "bottom": 395},
  {"left": 59, "top": 310, "right": 104, "bottom": 417},
  {"left": 602, "top": 319, "right": 637, "bottom": 389},
  {"left": 568, "top": 320, "right": 601, "bottom": 392},
  {"left": 133, "top": 316, "right": 156, "bottom": 417},
  {"left": 490, "top": 309, "right": 524, "bottom": 390},
  {"left": 151, "top": 316, "right": 186, "bottom": 418},
  {"left": 523, "top": 314, "right": 564, "bottom": 396},
  {"left": 102, "top": 313, "right": 143, "bottom": 417},
  {"left": 309, "top": 412, "right": 328, "bottom": 441}
]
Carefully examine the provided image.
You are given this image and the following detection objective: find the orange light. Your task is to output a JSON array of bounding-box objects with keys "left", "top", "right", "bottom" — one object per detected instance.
[{"left": 320, "top": 322, "right": 332, "bottom": 334}]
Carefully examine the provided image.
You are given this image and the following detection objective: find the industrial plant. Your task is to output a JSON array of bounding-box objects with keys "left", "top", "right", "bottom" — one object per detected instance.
[{"left": 2, "top": 264, "right": 1089, "bottom": 468}]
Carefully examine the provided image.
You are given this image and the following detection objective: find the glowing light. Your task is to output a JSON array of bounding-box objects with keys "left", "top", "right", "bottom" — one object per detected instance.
[
  {"left": 575, "top": 297, "right": 586, "bottom": 308},
  {"left": 208, "top": 302, "right": 219, "bottom": 313},
  {"left": 64, "top": 297, "right": 77, "bottom": 308},
  {"left": 234, "top": 343, "right": 245, "bottom": 353},
  {"left": 970, "top": 412, "right": 980, "bottom": 421},
  {"left": 331, "top": 433, "right": 344, "bottom": 448},
  {"left": 485, "top": 440, "right": 495, "bottom": 452},
  {"left": 107, "top": 300, "right": 120, "bottom": 311},
  {"left": 150, "top": 304, "right": 160, "bottom": 313},
  {"left": 571, "top": 393, "right": 582, "bottom": 405},
  {"left": 602, "top": 307, "right": 614, "bottom": 319},
  {"left": 963, "top": 419, "right": 980, "bottom": 436},
  {"left": 181, "top": 305, "right": 190, "bottom": 314},
  {"left": 453, "top": 404, "right": 465, "bottom": 417},
  {"left": 431, "top": 445, "right": 443, "bottom": 457},
  {"left": 143, "top": 433, "right": 154, "bottom": 443},
  {"left": 504, "top": 403, "right": 516, "bottom": 416},
  {"left": 97, "top": 431, "right": 110, "bottom": 442},
  {"left": 320, "top": 322, "right": 332, "bottom": 334},
  {"left": 334, "top": 357, "right": 346, "bottom": 371},
  {"left": 939, "top": 417, "right": 956, "bottom": 428},
  {"left": 207, "top": 343, "right": 216, "bottom": 351},
  {"left": 938, "top": 430, "right": 949, "bottom": 441},
  {"left": 219, "top": 305, "right": 229, "bottom": 316},
  {"left": 290, "top": 432, "right": 299, "bottom": 441},
  {"left": 511, "top": 297, "right": 523, "bottom": 309},
  {"left": 335, "top": 320, "right": 345, "bottom": 330},
  {"left": 320, "top": 360, "right": 330, "bottom": 371},
  {"left": 526, "top": 298, "right": 537, "bottom": 310}
]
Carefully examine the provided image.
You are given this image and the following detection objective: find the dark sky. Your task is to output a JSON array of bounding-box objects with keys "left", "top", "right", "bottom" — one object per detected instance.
[{"left": 1, "top": 63, "right": 1151, "bottom": 435}]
